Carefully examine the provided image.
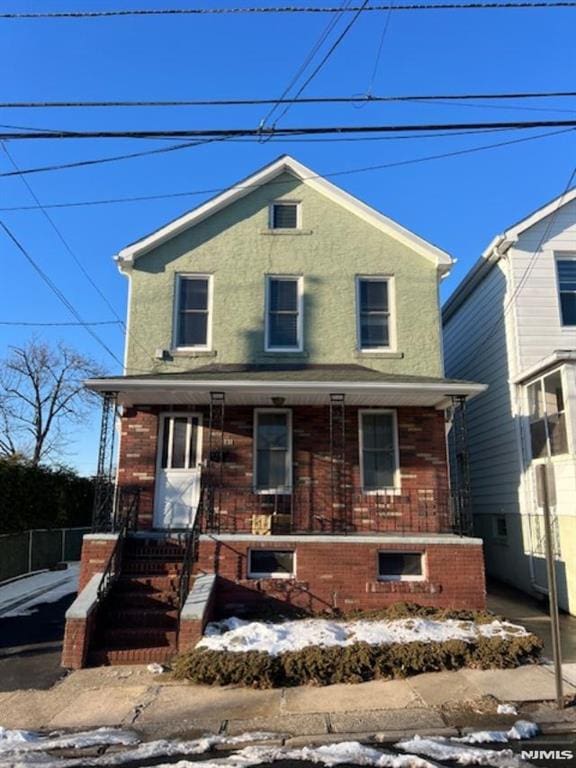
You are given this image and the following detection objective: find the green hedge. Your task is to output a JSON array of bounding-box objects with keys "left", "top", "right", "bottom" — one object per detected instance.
[
  {"left": 172, "top": 634, "right": 543, "bottom": 689},
  {"left": 0, "top": 459, "right": 94, "bottom": 533}
]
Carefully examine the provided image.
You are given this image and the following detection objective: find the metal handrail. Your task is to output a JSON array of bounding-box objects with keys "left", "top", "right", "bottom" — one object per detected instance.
[
  {"left": 177, "top": 516, "right": 200, "bottom": 616},
  {"left": 95, "top": 487, "right": 140, "bottom": 604}
]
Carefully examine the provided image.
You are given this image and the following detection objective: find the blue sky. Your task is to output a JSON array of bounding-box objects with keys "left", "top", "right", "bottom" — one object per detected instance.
[{"left": 1, "top": 0, "right": 575, "bottom": 475}]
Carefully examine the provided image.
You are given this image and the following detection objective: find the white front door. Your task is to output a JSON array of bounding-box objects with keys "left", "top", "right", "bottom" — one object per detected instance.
[{"left": 154, "top": 413, "right": 202, "bottom": 529}]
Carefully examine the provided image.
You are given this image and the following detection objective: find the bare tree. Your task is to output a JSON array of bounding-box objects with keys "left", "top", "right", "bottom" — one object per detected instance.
[{"left": 0, "top": 340, "right": 104, "bottom": 465}]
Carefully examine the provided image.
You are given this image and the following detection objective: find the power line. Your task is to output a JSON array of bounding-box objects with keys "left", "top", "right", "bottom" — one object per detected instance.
[
  {"left": 2, "top": 3, "right": 576, "bottom": 17},
  {"left": 0, "top": 136, "right": 234, "bottom": 178},
  {"left": 1, "top": 143, "right": 125, "bottom": 325},
  {"left": 4, "top": 119, "right": 576, "bottom": 140},
  {"left": 1, "top": 126, "right": 572, "bottom": 212},
  {"left": 260, "top": 0, "right": 353, "bottom": 128},
  {"left": 2, "top": 90, "right": 576, "bottom": 108},
  {"left": 0, "top": 320, "right": 122, "bottom": 326},
  {"left": 0, "top": 220, "right": 123, "bottom": 366},
  {"left": 268, "top": 0, "right": 370, "bottom": 128}
]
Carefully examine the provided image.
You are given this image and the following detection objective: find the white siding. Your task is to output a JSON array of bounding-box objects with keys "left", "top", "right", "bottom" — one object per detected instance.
[
  {"left": 444, "top": 260, "right": 522, "bottom": 515},
  {"left": 509, "top": 197, "right": 576, "bottom": 372}
]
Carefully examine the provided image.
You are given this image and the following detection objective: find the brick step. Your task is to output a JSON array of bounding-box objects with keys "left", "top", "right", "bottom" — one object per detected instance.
[
  {"left": 95, "top": 627, "right": 178, "bottom": 650},
  {"left": 103, "top": 607, "right": 178, "bottom": 630},
  {"left": 122, "top": 559, "right": 183, "bottom": 576},
  {"left": 88, "top": 646, "right": 176, "bottom": 666},
  {"left": 116, "top": 574, "right": 179, "bottom": 591},
  {"left": 108, "top": 591, "right": 178, "bottom": 609}
]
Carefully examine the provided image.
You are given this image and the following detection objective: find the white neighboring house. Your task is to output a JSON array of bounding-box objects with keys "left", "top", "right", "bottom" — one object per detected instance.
[{"left": 443, "top": 189, "right": 576, "bottom": 616}]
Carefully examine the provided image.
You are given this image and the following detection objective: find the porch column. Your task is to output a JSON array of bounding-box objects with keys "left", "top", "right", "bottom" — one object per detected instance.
[
  {"left": 91, "top": 391, "right": 118, "bottom": 533},
  {"left": 450, "top": 395, "right": 473, "bottom": 536},
  {"left": 205, "top": 391, "right": 225, "bottom": 532},
  {"left": 329, "top": 393, "right": 349, "bottom": 531}
]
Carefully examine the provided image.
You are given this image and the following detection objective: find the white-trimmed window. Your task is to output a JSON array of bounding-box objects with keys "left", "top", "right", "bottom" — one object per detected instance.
[
  {"left": 248, "top": 549, "right": 295, "bottom": 579},
  {"left": 359, "top": 410, "right": 399, "bottom": 491},
  {"left": 378, "top": 552, "right": 424, "bottom": 581},
  {"left": 269, "top": 201, "right": 300, "bottom": 230},
  {"left": 174, "top": 274, "right": 212, "bottom": 349},
  {"left": 556, "top": 255, "right": 576, "bottom": 326},
  {"left": 265, "top": 276, "right": 303, "bottom": 351},
  {"left": 254, "top": 409, "right": 292, "bottom": 493},
  {"left": 527, "top": 369, "right": 568, "bottom": 460},
  {"left": 356, "top": 276, "right": 392, "bottom": 351}
]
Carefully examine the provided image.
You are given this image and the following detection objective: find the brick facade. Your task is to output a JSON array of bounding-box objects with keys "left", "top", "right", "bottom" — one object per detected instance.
[
  {"left": 197, "top": 537, "right": 486, "bottom": 613},
  {"left": 78, "top": 535, "right": 118, "bottom": 592}
]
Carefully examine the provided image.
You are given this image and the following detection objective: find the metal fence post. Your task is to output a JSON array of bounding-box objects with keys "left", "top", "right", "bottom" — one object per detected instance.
[{"left": 28, "top": 530, "right": 33, "bottom": 573}]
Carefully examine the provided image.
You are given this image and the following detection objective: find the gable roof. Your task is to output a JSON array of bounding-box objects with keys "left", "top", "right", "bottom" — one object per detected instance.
[
  {"left": 443, "top": 186, "right": 576, "bottom": 323},
  {"left": 115, "top": 155, "right": 453, "bottom": 273}
]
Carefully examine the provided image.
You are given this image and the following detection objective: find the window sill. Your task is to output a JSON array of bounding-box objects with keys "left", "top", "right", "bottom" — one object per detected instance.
[
  {"left": 260, "top": 229, "right": 314, "bottom": 236},
  {"left": 256, "top": 352, "right": 309, "bottom": 360},
  {"left": 170, "top": 349, "right": 217, "bottom": 358},
  {"left": 355, "top": 351, "right": 404, "bottom": 359}
]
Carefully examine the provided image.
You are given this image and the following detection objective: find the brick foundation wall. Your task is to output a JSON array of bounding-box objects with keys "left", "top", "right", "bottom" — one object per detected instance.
[
  {"left": 118, "top": 405, "right": 450, "bottom": 532},
  {"left": 197, "top": 537, "right": 486, "bottom": 613}
]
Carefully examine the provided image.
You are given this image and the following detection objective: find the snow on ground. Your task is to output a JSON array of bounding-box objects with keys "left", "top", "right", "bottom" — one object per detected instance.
[
  {"left": 198, "top": 616, "right": 530, "bottom": 655},
  {"left": 0, "top": 725, "right": 539, "bottom": 768},
  {"left": 0, "top": 563, "right": 80, "bottom": 618}
]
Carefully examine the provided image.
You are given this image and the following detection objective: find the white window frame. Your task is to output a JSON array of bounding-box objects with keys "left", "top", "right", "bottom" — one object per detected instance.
[
  {"left": 555, "top": 252, "right": 576, "bottom": 328},
  {"left": 253, "top": 408, "right": 293, "bottom": 495},
  {"left": 525, "top": 365, "right": 571, "bottom": 463},
  {"left": 268, "top": 200, "right": 302, "bottom": 230},
  {"left": 173, "top": 273, "right": 213, "bottom": 351},
  {"left": 355, "top": 275, "right": 396, "bottom": 353},
  {"left": 358, "top": 409, "right": 400, "bottom": 493},
  {"left": 156, "top": 412, "right": 203, "bottom": 473},
  {"left": 248, "top": 548, "right": 296, "bottom": 579},
  {"left": 377, "top": 551, "right": 426, "bottom": 582},
  {"left": 264, "top": 275, "right": 304, "bottom": 353}
]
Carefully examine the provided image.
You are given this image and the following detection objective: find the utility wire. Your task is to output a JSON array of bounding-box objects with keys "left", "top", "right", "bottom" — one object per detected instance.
[
  {"left": 2, "top": 3, "right": 576, "bottom": 17},
  {"left": 0, "top": 220, "right": 122, "bottom": 366},
  {"left": 0, "top": 320, "right": 122, "bottom": 326},
  {"left": 270, "top": 0, "right": 371, "bottom": 128},
  {"left": 260, "top": 0, "right": 352, "bottom": 128},
  {"left": 365, "top": 0, "right": 395, "bottom": 95},
  {"left": 1, "top": 142, "right": 125, "bottom": 325},
  {"left": 2, "top": 91, "right": 576, "bottom": 108},
  {"left": 5, "top": 119, "right": 576, "bottom": 139},
  {"left": 1, "top": 126, "right": 572, "bottom": 212}
]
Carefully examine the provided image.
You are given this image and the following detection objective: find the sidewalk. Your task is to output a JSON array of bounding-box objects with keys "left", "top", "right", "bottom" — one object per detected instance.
[{"left": 0, "top": 662, "right": 574, "bottom": 742}]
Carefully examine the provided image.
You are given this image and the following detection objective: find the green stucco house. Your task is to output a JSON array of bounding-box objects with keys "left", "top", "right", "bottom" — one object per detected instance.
[{"left": 64, "top": 156, "right": 487, "bottom": 667}]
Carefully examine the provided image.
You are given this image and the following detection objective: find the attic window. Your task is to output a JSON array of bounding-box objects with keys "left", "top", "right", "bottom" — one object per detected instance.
[{"left": 270, "top": 202, "right": 299, "bottom": 230}]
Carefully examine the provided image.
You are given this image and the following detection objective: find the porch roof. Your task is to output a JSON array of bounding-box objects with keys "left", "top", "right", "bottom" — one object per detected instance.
[{"left": 86, "top": 364, "right": 485, "bottom": 408}]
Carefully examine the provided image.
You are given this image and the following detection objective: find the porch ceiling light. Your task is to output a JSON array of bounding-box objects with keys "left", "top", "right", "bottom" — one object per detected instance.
[{"left": 271, "top": 396, "right": 286, "bottom": 407}]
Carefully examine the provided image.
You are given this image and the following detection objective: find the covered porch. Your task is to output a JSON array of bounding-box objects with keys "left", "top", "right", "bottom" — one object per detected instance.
[{"left": 87, "top": 364, "right": 484, "bottom": 539}]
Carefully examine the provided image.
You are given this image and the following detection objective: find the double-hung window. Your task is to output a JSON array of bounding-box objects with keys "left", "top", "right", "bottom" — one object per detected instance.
[
  {"left": 266, "top": 276, "right": 302, "bottom": 351},
  {"left": 527, "top": 369, "right": 568, "bottom": 459},
  {"left": 359, "top": 410, "right": 399, "bottom": 491},
  {"left": 254, "top": 410, "right": 292, "bottom": 493},
  {"left": 175, "top": 275, "right": 211, "bottom": 349},
  {"left": 357, "top": 277, "right": 392, "bottom": 351},
  {"left": 556, "top": 256, "right": 576, "bottom": 326}
]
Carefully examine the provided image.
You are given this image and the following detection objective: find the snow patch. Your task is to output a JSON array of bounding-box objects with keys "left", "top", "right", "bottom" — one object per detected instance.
[
  {"left": 198, "top": 616, "right": 530, "bottom": 655},
  {"left": 496, "top": 704, "right": 518, "bottom": 715},
  {"left": 397, "top": 736, "right": 527, "bottom": 767},
  {"left": 454, "top": 720, "right": 539, "bottom": 745}
]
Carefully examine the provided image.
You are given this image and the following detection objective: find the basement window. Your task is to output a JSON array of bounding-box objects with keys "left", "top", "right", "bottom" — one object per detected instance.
[
  {"left": 249, "top": 549, "right": 294, "bottom": 579},
  {"left": 378, "top": 552, "right": 424, "bottom": 581},
  {"left": 270, "top": 201, "right": 300, "bottom": 230}
]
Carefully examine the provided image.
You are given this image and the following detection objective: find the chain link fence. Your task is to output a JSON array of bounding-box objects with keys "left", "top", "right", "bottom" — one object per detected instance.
[{"left": 0, "top": 527, "right": 90, "bottom": 583}]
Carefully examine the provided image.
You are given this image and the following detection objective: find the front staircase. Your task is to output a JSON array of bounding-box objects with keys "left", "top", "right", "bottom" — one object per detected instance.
[{"left": 88, "top": 536, "right": 189, "bottom": 666}]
